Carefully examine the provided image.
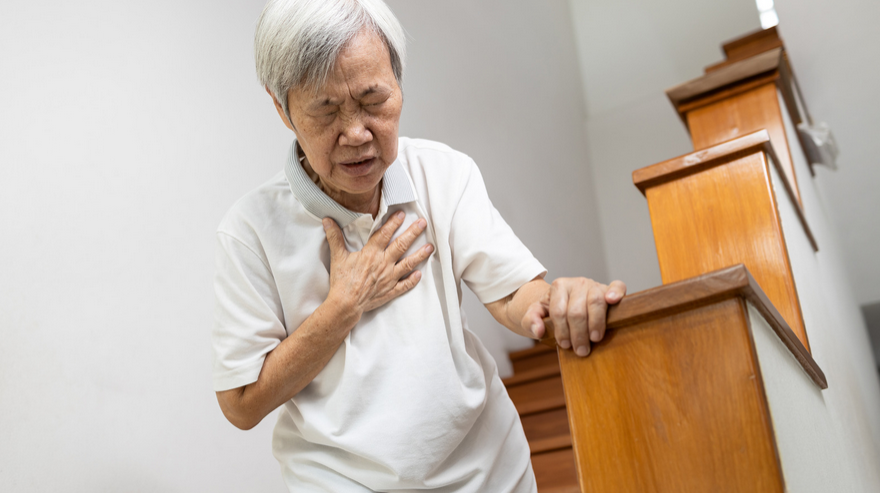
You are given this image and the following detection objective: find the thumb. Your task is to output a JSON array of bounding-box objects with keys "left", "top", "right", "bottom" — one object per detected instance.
[
  {"left": 323, "top": 218, "right": 347, "bottom": 259},
  {"left": 522, "top": 302, "right": 548, "bottom": 339}
]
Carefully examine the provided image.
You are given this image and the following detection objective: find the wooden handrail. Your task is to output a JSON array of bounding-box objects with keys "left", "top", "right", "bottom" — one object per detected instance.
[
  {"left": 667, "top": 48, "right": 784, "bottom": 109},
  {"left": 540, "top": 264, "right": 826, "bottom": 389}
]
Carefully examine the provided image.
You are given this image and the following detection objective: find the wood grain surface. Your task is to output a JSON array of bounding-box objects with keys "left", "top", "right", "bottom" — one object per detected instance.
[
  {"left": 531, "top": 448, "right": 580, "bottom": 493},
  {"left": 509, "top": 344, "right": 559, "bottom": 374},
  {"left": 639, "top": 139, "right": 810, "bottom": 350},
  {"left": 633, "top": 130, "right": 817, "bottom": 251},
  {"left": 541, "top": 265, "right": 825, "bottom": 388},
  {"left": 559, "top": 299, "right": 785, "bottom": 492},
  {"left": 666, "top": 48, "right": 782, "bottom": 108},
  {"left": 530, "top": 265, "right": 825, "bottom": 491},
  {"left": 686, "top": 82, "right": 802, "bottom": 207},
  {"left": 502, "top": 363, "right": 560, "bottom": 387},
  {"left": 705, "top": 26, "right": 783, "bottom": 72},
  {"left": 507, "top": 374, "right": 567, "bottom": 417},
  {"left": 520, "top": 407, "right": 570, "bottom": 444},
  {"left": 505, "top": 340, "right": 575, "bottom": 492}
]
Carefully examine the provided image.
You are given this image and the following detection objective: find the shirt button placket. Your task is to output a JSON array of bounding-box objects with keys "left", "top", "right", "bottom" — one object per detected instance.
[{"left": 356, "top": 215, "right": 372, "bottom": 248}]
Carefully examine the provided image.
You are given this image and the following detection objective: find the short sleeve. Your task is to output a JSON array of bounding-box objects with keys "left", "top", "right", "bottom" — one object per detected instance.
[
  {"left": 212, "top": 231, "right": 286, "bottom": 391},
  {"left": 449, "top": 159, "right": 547, "bottom": 304}
]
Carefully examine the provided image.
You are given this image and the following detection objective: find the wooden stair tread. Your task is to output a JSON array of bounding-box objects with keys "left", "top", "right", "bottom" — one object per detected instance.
[
  {"left": 532, "top": 447, "right": 579, "bottom": 492},
  {"left": 513, "top": 395, "right": 567, "bottom": 416},
  {"left": 529, "top": 434, "right": 572, "bottom": 454},
  {"left": 539, "top": 486, "right": 580, "bottom": 493},
  {"left": 502, "top": 364, "right": 561, "bottom": 387},
  {"left": 509, "top": 343, "right": 555, "bottom": 361}
]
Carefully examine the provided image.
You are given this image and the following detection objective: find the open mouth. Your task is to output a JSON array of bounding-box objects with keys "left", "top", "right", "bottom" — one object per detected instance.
[{"left": 338, "top": 157, "right": 376, "bottom": 176}]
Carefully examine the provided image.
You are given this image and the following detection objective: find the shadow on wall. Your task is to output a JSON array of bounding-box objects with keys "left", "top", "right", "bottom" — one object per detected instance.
[{"left": 863, "top": 301, "right": 880, "bottom": 374}]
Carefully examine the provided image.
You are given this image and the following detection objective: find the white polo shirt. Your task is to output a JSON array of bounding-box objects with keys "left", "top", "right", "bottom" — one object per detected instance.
[{"left": 212, "top": 137, "right": 546, "bottom": 492}]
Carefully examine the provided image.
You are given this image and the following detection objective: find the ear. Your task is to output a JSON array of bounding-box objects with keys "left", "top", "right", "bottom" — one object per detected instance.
[{"left": 266, "top": 86, "right": 295, "bottom": 131}]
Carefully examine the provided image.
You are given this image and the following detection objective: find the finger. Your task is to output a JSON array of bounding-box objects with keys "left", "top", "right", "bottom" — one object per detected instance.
[
  {"left": 548, "top": 282, "right": 571, "bottom": 349},
  {"left": 605, "top": 280, "right": 627, "bottom": 304},
  {"left": 368, "top": 211, "right": 407, "bottom": 249},
  {"left": 567, "top": 281, "right": 591, "bottom": 356},
  {"left": 587, "top": 284, "right": 608, "bottom": 344},
  {"left": 392, "top": 241, "right": 433, "bottom": 279},
  {"left": 323, "top": 218, "right": 347, "bottom": 260},
  {"left": 521, "top": 302, "right": 547, "bottom": 339},
  {"left": 387, "top": 218, "right": 427, "bottom": 261},
  {"left": 362, "top": 270, "right": 423, "bottom": 313},
  {"left": 385, "top": 270, "right": 423, "bottom": 303}
]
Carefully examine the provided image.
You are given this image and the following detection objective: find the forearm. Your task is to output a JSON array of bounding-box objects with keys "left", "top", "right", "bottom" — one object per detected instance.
[
  {"left": 216, "top": 296, "right": 360, "bottom": 430},
  {"left": 486, "top": 277, "right": 550, "bottom": 338}
]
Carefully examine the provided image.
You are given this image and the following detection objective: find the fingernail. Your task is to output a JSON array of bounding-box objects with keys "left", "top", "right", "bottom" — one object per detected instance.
[
  {"left": 559, "top": 339, "right": 571, "bottom": 349},
  {"left": 322, "top": 219, "right": 330, "bottom": 230},
  {"left": 576, "top": 346, "right": 589, "bottom": 357},
  {"left": 424, "top": 244, "right": 433, "bottom": 253},
  {"left": 607, "top": 291, "right": 619, "bottom": 300},
  {"left": 417, "top": 218, "right": 426, "bottom": 229},
  {"left": 590, "top": 331, "right": 600, "bottom": 342},
  {"left": 397, "top": 211, "right": 405, "bottom": 219},
  {"left": 412, "top": 270, "right": 422, "bottom": 280}
]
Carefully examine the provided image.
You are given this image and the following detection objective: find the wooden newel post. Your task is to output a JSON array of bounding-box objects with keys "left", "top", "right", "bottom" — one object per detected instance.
[{"left": 636, "top": 26, "right": 817, "bottom": 352}]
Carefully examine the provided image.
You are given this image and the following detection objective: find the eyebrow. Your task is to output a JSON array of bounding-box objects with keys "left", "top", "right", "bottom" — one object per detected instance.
[
  {"left": 312, "top": 97, "right": 342, "bottom": 108},
  {"left": 355, "top": 85, "right": 381, "bottom": 99},
  {"left": 309, "top": 85, "right": 389, "bottom": 109}
]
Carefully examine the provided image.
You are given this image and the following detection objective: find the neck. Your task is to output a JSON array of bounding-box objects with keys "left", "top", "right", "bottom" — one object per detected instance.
[
  {"left": 300, "top": 154, "right": 382, "bottom": 218},
  {"left": 322, "top": 180, "right": 382, "bottom": 218}
]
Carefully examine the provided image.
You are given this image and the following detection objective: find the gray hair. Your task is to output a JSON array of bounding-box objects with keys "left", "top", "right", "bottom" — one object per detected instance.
[{"left": 255, "top": 0, "right": 407, "bottom": 119}]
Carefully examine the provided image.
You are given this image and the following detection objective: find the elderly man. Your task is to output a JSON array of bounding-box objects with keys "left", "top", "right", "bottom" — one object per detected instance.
[{"left": 212, "top": 0, "right": 625, "bottom": 491}]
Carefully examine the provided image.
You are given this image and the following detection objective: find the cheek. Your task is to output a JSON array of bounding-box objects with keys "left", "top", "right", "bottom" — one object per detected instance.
[
  {"left": 299, "top": 132, "right": 336, "bottom": 172},
  {"left": 371, "top": 109, "right": 400, "bottom": 152}
]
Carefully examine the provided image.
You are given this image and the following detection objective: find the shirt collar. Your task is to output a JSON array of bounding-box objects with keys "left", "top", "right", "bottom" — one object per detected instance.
[{"left": 284, "top": 140, "right": 417, "bottom": 227}]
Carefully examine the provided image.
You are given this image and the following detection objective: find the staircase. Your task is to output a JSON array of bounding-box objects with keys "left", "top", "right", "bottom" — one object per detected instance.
[
  {"left": 503, "top": 344, "right": 578, "bottom": 493},
  {"left": 499, "top": 25, "right": 880, "bottom": 493}
]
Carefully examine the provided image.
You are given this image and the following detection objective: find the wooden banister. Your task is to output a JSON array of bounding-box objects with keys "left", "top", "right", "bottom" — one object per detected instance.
[
  {"left": 540, "top": 264, "right": 824, "bottom": 389},
  {"left": 550, "top": 265, "right": 823, "bottom": 492}
]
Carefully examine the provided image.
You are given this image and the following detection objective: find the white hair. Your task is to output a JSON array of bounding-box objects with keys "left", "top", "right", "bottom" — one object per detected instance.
[{"left": 255, "top": 0, "right": 407, "bottom": 119}]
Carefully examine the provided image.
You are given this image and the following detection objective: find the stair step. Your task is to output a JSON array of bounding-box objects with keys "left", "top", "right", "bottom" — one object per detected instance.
[
  {"left": 539, "top": 486, "right": 580, "bottom": 493},
  {"left": 521, "top": 407, "right": 570, "bottom": 443},
  {"left": 507, "top": 375, "right": 566, "bottom": 416},
  {"left": 529, "top": 434, "right": 572, "bottom": 454},
  {"left": 502, "top": 364, "right": 561, "bottom": 387},
  {"left": 532, "top": 447, "right": 579, "bottom": 492},
  {"left": 509, "top": 342, "right": 554, "bottom": 361},
  {"left": 510, "top": 345, "right": 561, "bottom": 375}
]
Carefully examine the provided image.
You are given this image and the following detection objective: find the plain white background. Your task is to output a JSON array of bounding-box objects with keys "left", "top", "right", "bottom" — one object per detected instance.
[{"left": 2, "top": 0, "right": 879, "bottom": 491}]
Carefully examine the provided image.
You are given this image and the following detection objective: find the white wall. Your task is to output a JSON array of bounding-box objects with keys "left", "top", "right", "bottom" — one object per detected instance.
[
  {"left": 0, "top": 0, "right": 288, "bottom": 491},
  {"left": 0, "top": 1, "right": 601, "bottom": 491},
  {"left": 772, "top": 0, "right": 880, "bottom": 305},
  {"left": 567, "top": 0, "right": 761, "bottom": 292},
  {"left": 765, "top": 90, "right": 880, "bottom": 488}
]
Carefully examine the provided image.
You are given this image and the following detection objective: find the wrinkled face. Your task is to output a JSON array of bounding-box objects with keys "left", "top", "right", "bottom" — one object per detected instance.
[{"left": 280, "top": 29, "right": 402, "bottom": 209}]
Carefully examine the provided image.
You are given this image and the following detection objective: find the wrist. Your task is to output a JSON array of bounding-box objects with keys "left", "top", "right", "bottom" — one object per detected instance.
[{"left": 322, "top": 290, "right": 363, "bottom": 330}]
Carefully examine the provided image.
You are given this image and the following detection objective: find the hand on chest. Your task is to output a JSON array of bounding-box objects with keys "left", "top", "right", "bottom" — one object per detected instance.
[{"left": 321, "top": 205, "right": 433, "bottom": 275}]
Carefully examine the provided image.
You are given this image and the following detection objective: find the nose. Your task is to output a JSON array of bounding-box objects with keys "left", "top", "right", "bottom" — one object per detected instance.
[{"left": 338, "top": 113, "right": 373, "bottom": 147}]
